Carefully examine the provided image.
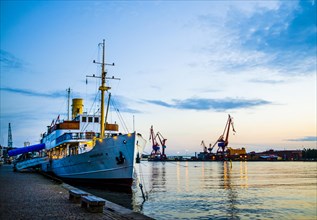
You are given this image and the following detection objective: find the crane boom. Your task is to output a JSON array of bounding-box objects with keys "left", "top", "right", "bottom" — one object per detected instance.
[
  {"left": 201, "top": 140, "right": 207, "bottom": 153},
  {"left": 216, "top": 114, "right": 236, "bottom": 154},
  {"left": 156, "top": 132, "right": 167, "bottom": 159},
  {"left": 224, "top": 114, "right": 235, "bottom": 144},
  {"left": 149, "top": 126, "right": 158, "bottom": 146}
]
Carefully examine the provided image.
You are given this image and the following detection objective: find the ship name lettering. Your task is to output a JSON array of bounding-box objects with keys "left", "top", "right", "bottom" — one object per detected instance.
[{"left": 89, "top": 153, "right": 103, "bottom": 158}]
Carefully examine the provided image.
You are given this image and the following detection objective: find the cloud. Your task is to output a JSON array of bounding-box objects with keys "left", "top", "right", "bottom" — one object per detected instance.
[
  {"left": 144, "top": 97, "right": 271, "bottom": 111},
  {"left": 227, "top": 1, "right": 316, "bottom": 52},
  {"left": 230, "top": 1, "right": 316, "bottom": 74},
  {"left": 191, "top": 87, "right": 221, "bottom": 94},
  {"left": 249, "top": 79, "right": 285, "bottom": 84},
  {"left": 145, "top": 100, "right": 172, "bottom": 108},
  {"left": 0, "top": 110, "right": 40, "bottom": 121},
  {"left": 287, "top": 136, "right": 317, "bottom": 142},
  {"left": 0, "top": 87, "right": 67, "bottom": 99},
  {"left": 109, "top": 94, "right": 142, "bottom": 114},
  {"left": 113, "top": 107, "right": 142, "bottom": 114},
  {"left": 198, "top": 1, "right": 316, "bottom": 76},
  {"left": 0, "top": 50, "right": 26, "bottom": 70}
]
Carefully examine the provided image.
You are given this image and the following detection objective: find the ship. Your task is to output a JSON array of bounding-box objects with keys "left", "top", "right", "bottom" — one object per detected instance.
[{"left": 9, "top": 40, "right": 146, "bottom": 190}]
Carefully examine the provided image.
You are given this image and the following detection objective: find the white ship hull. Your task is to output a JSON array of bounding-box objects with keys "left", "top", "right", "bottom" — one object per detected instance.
[
  {"left": 42, "top": 132, "right": 146, "bottom": 189},
  {"left": 11, "top": 40, "right": 147, "bottom": 191}
]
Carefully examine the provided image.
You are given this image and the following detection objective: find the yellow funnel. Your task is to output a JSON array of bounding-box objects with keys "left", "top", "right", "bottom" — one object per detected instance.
[{"left": 72, "top": 98, "right": 83, "bottom": 119}]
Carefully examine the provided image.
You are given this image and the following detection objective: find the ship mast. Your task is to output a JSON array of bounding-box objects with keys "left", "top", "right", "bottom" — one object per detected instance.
[
  {"left": 88, "top": 39, "right": 116, "bottom": 139},
  {"left": 99, "top": 39, "right": 113, "bottom": 139},
  {"left": 66, "top": 87, "right": 71, "bottom": 120},
  {"left": 99, "top": 40, "right": 106, "bottom": 139}
]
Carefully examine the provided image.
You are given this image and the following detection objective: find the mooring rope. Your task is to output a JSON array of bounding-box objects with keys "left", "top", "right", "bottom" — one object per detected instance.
[{"left": 137, "top": 162, "right": 148, "bottom": 201}]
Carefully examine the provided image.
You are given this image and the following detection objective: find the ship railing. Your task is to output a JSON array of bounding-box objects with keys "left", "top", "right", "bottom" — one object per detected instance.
[{"left": 56, "top": 132, "right": 99, "bottom": 144}]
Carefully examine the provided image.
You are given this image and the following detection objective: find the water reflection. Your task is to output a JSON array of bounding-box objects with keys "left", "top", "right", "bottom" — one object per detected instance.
[
  {"left": 218, "top": 161, "right": 249, "bottom": 219},
  {"left": 149, "top": 162, "right": 166, "bottom": 192},
  {"left": 221, "top": 161, "right": 239, "bottom": 219},
  {"left": 185, "top": 161, "right": 189, "bottom": 192},
  {"left": 220, "top": 161, "right": 248, "bottom": 219},
  {"left": 240, "top": 161, "right": 248, "bottom": 188},
  {"left": 221, "top": 161, "right": 249, "bottom": 188},
  {"left": 75, "top": 162, "right": 316, "bottom": 220},
  {"left": 201, "top": 161, "right": 205, "bottom": 179},
  {"left": 200, "top": 161, "right": 215, "bottom": 190},
  {"left": 176, "top": 161, "right": 181, "bottom": 192}
]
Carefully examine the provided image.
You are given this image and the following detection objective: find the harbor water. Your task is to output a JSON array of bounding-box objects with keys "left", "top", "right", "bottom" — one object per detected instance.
[{"left": 81, "top": 161, "right": 317, "bottom": 219}]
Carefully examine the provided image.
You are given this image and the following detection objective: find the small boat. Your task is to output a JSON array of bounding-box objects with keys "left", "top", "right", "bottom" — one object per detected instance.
[{"left": 9, "top": 40, "right": 146, "bottom": 191}]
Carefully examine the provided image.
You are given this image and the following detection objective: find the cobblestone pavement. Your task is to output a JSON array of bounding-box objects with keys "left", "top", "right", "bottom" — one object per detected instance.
[{"left": 0, "top": 165, "right": 152, "bottom": 220}]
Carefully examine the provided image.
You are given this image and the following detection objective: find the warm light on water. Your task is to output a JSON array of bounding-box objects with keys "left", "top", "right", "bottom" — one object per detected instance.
[
  {"left": 131, "top": 161, "right": 317, "bottom": 219},
  {"left": 80, "top": 161, "right": 317, "bottom": 219}
]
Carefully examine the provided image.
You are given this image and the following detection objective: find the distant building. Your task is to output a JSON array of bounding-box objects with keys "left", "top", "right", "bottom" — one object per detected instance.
[
  {"left": 276, "top": 150, "right": 302, "bottom": 160},
  {"left": 0, "top": 145, "right": 14, "bottom": 164},
  {"left": 252, "top": 149, "right": 302, "bottom": 161}
]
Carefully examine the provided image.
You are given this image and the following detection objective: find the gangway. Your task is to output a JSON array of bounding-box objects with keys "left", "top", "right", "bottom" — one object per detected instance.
[
  {"left": 14, "top": 157, "right": 48, "bottom": 171},
  {"left": 8, "top": 143, "right": 47, "bottom": 171},
  {"left": 8, "top": 143, "right": 45, "bottom": 157}
]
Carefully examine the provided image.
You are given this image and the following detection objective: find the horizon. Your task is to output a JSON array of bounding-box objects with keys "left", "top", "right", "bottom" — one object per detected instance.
[{"left": 1, "top": 1, "right": 316, "bottom": 154}]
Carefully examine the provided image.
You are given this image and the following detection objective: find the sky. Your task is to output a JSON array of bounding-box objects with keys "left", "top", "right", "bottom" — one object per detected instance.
[{"left": 0, "top": 0, "right": 316, "bottom": 155}]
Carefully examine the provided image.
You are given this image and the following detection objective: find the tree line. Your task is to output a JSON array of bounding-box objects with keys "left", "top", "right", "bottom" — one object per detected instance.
[{"left": 302, "top": 148, "right": 317, "bottom": 160}]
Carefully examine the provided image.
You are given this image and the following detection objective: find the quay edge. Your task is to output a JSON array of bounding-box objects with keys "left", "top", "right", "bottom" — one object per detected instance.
[{"left": 0, "top": 164, "right": 153, "bottom": 220}]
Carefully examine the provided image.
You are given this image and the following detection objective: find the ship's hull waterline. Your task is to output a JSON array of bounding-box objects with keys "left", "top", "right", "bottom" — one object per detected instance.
[{"left": 42, "top": 132, "right": 146, "bottom": 190}]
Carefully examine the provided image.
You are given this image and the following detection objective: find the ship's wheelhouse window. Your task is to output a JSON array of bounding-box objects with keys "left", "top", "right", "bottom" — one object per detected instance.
[
  {"left": 88, "top": 117, "right": 93, "bottom": 122},
  {"left": 82, "top": 116, "right": 87, "bottom": 122},
  {"left": 94, "top": 117, "right": 99, "bottom": 123}
]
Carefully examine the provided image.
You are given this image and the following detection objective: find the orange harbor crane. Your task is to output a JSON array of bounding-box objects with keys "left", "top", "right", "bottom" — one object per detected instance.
[
  {"left": 215, "top": 114, "right": 236, "bottom": 157},
  {"left": 201, "top": 140, "right": 214, "bottom": 154},
  {"left": 149, "top": 126, "right": 167, "bottom": 160},
  {"left": 156, "top": 132, "right": 167, "bottom": 159}
]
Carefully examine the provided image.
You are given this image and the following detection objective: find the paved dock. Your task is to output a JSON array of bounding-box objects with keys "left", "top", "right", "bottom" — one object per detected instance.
[{"left": 0, "top": 164, "right": 153, "bottom": 220}]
